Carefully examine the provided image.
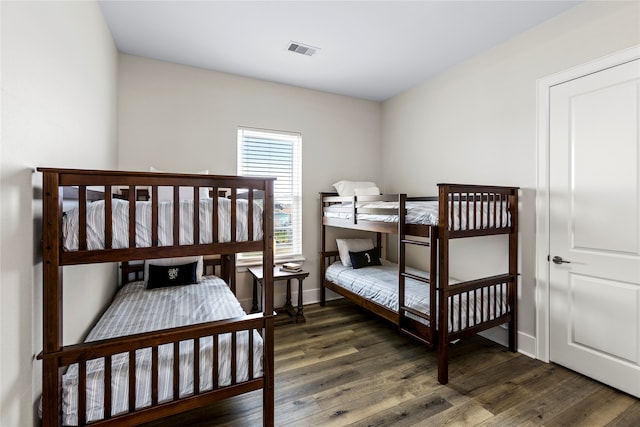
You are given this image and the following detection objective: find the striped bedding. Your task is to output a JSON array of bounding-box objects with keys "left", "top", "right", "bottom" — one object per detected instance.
[
  {"left": 62, "top": 197, "right": 263, "bottom": 251},
  {"left": 325, "top": 260, "right": 508, "bottom": 332},
  {"left": 58, "top": 276, "right": 263, "bottom": 426},
  {"left": 323, "top": 200, "right": 510, "bottom": 230}
]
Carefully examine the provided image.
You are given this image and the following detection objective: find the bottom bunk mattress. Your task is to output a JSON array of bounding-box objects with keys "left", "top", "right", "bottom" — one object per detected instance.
[
  {"left": 55, "top": 275, "right": 263, "bottom": 426},
  {"left": 325, "top": 260, "right": 509, "bottom": 333}
]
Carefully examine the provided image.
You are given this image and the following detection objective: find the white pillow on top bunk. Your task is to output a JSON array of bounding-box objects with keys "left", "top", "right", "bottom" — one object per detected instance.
[
  {"left": 150, "top": 166, "right": 210, "bottom": 201},
  {"left": 336, "top": 238, "right": 374, "bottom": 267},
  {"left": 333, "top": 180, "right": 379, "bottom": 197},
  {"left": 144, "top": 256, "right": 204, "bottom": 284}
]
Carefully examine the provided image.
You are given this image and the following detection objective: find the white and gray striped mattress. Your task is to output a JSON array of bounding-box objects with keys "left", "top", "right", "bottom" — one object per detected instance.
[
  {"left": 62, "top": 197, "right": 263, "bottom": 251},
  {"left": 323, "top": 200, "right": 510, "bottom": 231},
  {"left": 59, "top": 276, "right": 263, "bottom": 426},
  {"left": 325, "top": 260, "right": 508, "bottom": 332}
]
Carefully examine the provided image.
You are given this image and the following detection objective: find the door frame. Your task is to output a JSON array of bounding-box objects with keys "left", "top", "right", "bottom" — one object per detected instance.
[{"left": 535, "top": 45, "right": 640, "bottom": 362}]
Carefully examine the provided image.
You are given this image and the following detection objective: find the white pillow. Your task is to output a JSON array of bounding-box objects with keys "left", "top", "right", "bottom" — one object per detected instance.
[
  {"left": 150, "top": 166, "right": 210, "bottom": 201},
  {"left": 333, "top": 180, "right": 378, "bottom": 197},
  {"left": 354, "top": 186, "right": 380, "bottom": 196},
  {"left": 144, "top": 256, "right": 204, "bottom": 283},
  {"left": 336, "top": 238, "right": 374, "bottom": 267}
]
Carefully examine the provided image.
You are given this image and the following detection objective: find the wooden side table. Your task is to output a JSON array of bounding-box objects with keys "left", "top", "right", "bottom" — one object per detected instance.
[{"left": 248, "top": 265, "right": 309, "bottom": 325}]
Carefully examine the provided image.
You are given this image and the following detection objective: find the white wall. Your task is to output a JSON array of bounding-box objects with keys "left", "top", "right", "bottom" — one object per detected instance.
[
  {"left": 0, "top": 2, "right": 118, "bottom": 426},
  {"left": 2, "top": 4, "right": 636, "bottom": 425},
  {"left": 117, "top": 54, "right": 382, "bottom": 308},
  {"left": 381, "top": 1, "right": 640, "bottom": 355}
]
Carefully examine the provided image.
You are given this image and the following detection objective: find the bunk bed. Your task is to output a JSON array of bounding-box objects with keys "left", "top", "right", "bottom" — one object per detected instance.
[
  {"left": 320, "top": 183, "right": 518, "bottom": 384},
  {"left": 37, "top": 168, "right": 275, "bottom": 426}
]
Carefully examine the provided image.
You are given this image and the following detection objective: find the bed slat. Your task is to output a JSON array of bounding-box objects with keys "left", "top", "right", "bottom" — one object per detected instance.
[
  {"left": 79, "top": 186, "right": 87, "bottom": 251},
  {"left": 231, "top": 332, "right": 237, "bottom": 385},
  {"left": 128, "top": 350, "right": 136, "bottom": 412},
  {"left": 104, "top": 186, "right": 113, "bottom": 250},
  {"left": 78, "top": 361, "right": 86, "bottom": 426},
  {"left": 465, "top": 192, "right": 470, "bottom": 231},
  {"left": 230, "top": 188, "right": 237, "bottom": 242},
  {"left": 194, "top": 338, "right": 200, "bottom": 395},
  {"left": 151, "top": 346, "right": 159, "bottom": 406},
  {"left": 212, "top": 188, "right": 219, "bottom": 243},
  {"left": 104, "top": 355, "right": 112, "bottom": 419},
  {"left": 493, "top": 193, "right": 498, "bottom": 228},
  {"left": 480, "top": 193, "right": 485, "bottom": 229},
  {"left": 151, "top": 186, "right": 159, "bottom": 247},
  {"left": 173, "top": 342, "right": 180, "bottom": 400},
  {"left": 248, "top": 330, "right": 254, "bottom": 380},
  {"left": 247, "top": 189, "right": 254, "bottom": 241},
  {"left": 128, "top": 186, "right": 136, "bottom": 249},
  {"left": 212, "top": 334, "right": 219, "bottom": 389},
  {"left": 173, "top": 187, "right": 180, "bottom": 246},
  {"left": 193, "top": 187, "right": 200, "bottom": 245}
]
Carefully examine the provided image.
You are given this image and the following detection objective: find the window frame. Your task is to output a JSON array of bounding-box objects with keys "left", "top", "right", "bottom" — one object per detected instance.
[{"left": 237, "top": 127, "right": 303, "bottom": 265}]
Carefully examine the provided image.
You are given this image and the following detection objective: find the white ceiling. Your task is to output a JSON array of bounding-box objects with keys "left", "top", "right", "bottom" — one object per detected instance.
[{"left": 99, "top": 0, "right": 581, "bottom": 101}]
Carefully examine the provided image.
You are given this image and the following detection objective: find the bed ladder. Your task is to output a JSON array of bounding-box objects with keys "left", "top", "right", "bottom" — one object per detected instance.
[{"left": 397, "top": 194, "right": 438, "bottom": 346}]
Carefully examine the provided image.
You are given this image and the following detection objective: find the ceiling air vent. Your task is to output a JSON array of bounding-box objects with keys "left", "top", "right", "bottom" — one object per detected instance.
[{"left": 287, "top": 41, "right": 319, "bottom": 57}]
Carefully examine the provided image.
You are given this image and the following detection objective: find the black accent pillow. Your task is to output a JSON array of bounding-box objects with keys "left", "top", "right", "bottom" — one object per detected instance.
[
  {"left": 147, "top": 261, "right": 198, "bottom": 289},
  {"left": 349, "top": 248, "right": 381, "bottom": 269}
]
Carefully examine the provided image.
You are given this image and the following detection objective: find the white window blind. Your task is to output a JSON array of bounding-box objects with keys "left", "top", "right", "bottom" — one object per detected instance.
[{"left": 237, "top": 128, "right": 302, "bottom": 261}]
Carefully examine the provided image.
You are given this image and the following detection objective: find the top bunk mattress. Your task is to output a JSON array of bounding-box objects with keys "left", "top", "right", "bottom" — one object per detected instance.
[
  {"left": 323, "top": 200, "right": 510, "bottom": 230},
  {"left": 62, "top": 197, "right": 263, "bottom": 251}
]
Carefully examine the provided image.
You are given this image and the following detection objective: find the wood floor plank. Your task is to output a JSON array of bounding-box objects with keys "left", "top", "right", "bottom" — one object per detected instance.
[
  {"left": 298, "top": 385, "right": 416, "bottom": 427},
  {"left": 347, "top": 389, "right": 454, "bottom": 427},
  {"left": 476, "top": 372, "right": 608, "bottom": 426},
  {"left": 546, "top": 386, "right": 638, "bottom": 426},
  {"left": 606, "top": 399, "right": 640, "bottom": 427}
]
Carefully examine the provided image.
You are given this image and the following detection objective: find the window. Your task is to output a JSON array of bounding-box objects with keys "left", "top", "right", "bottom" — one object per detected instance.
[{"left": 237, "top": 128, "right": 302, "bottom": 262}]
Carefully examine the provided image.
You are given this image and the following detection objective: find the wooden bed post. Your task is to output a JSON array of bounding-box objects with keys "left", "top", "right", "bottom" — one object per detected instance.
[
  {"left": 320, "top": 193, "right": 327, "bottom": 306},
  {"left": 41, "top": 171, "right": 63, "bottom": 426},
  {"left": 225, "top": 254, "right": 236, "bottom": 294},
  {"left": 437, "top": 184, "right": 450, "bottom": 385},
  {"left": 508, "top": 190, "right": 519, "bottom": 352},
  {"left": 398, "top": 194, "right": 406, "bottom": 327},
  {"left": 263, "top": 179, "right": 275, "bottom": 427},
  {"left": 429, "top": 226, "right": 438, "bottom": 342}
]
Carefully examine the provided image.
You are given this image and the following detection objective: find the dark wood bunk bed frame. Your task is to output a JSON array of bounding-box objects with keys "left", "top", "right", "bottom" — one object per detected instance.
[
  {"left": 37, "top": 168, "right": 275, "bottom": 427},
  {"left": 320, "top": 183, "right": 519, "bottom": 384}
]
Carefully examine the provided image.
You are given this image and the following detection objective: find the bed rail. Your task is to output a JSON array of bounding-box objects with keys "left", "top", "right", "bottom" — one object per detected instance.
[
  {"left": 320, "top": 192, "right": 411, "bottom": 234},
  {"left": 39, "top": 167, "right": 272, "bottom": 265},
  {"left": 437, "top": 184, "right": 518, "bottom": 238},
  {"left": 38, "top": 314, "right": 265, "bottom": 426},
  {"left": 320, "top": 185, "right": 518, "bottom": 239}
]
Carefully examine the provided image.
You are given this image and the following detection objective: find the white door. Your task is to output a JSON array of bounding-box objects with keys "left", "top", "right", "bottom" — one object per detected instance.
[{"left": 549, "top": 58, "right": 640, "bottom": 397}]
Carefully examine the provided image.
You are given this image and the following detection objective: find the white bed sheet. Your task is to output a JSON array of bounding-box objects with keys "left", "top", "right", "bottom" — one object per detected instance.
[
  {"left": 59, "top": 276, "right": 263, "bottom": 426},
  {"left": 323, "top": 200, "right": 510, "bottom": 230},
  {"left": 325, "top": 260, "right": 508, "bottom": 333},
  {"left": 62, "top": 197, "right": 263, "bottom": 251}
]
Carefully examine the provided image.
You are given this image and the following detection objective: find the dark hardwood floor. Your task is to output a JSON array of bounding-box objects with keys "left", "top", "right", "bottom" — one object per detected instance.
[{"left": 145, "top": 300, "right": 640, "bottom": 426}]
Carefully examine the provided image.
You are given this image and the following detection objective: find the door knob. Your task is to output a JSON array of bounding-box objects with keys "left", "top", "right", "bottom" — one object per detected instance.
[{"left": 552, "top": 255, "right": 571, "bottom": 264}]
